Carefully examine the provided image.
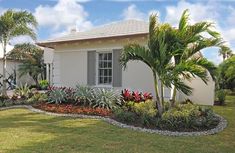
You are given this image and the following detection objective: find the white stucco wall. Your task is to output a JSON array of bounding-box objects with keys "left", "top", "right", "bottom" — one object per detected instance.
[
  {"left": 178, "top": 75, "right": 215, "bottom": 105},
  {"left": 0, "top": 60, "right": 34, "bottom": 88},
  {"left": 48, "top": 36, "right": 215, "bottom": 105}
]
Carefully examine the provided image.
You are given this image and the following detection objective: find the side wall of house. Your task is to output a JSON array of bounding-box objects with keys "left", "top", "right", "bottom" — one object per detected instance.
[{"left": 177, "top": 75, "right": 215, "bottom": 105}]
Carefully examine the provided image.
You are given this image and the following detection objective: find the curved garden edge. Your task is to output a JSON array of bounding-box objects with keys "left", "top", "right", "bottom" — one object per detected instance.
[{"left": 0, "top": 105, "right": 228, "bottom": 137}]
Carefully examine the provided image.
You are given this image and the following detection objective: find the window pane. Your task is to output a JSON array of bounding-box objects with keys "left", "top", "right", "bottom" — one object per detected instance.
[
  {"left": 108, "top": 53, "right": 112, "bottom": 60},
  {"left": 104, "top": 62, "right": 107, "bottom": 68},
  {"left": 108, "top": 61, "right": 112, "bottom": 67},
  {"left": 108, "top": 69, "right": 112, "bottom": 76}
]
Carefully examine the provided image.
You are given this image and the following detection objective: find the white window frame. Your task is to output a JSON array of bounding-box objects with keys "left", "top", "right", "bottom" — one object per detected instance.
[{"left": 95, "top": 51, "right": 113, "bottom": 87}]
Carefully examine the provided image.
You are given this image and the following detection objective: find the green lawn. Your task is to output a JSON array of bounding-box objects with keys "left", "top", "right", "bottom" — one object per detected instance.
[{"left": 0, "top": 96, "right": 234, "bottom": 153}]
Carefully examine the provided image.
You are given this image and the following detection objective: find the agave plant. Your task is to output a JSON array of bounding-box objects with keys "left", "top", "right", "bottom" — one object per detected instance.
[
  {"left": 74, "top": 85, "right": 95, "bottom": 106},
  {"left": 48, "top": 88, "right": 67, "bottom": 104},
  {"left": 14, "top": 84, "right": 32, "bottom": 99},
  {"left": 93, "top": 88, "right": 122, "bottom": 110}
]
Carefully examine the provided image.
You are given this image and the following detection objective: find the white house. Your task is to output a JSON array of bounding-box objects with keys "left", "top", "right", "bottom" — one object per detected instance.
[
  {"left": 37, "top": 20, "right": 215, "bottom": 105},
  {"left": 0, "top": 43, "right": 33, "bottom": 89}
]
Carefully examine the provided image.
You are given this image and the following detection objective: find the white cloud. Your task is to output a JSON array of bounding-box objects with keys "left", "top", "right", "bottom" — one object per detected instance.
[
  {"left": 34, "top": 0, "right": 92, "bottom": 32},
  {"left": 122, "top": 4, "right": 145, "bottom": 20},
  {"left": 122, "top": 4, "right": 159, "bottom": 21},
  {"left": 165, "top": 1, "right": 219, "bottom": 26}
]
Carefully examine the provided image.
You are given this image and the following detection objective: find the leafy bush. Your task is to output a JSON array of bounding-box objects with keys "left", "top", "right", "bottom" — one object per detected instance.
[
  {"left": 216, "top": 89, "right": 227, "bottom": 105},
  {"left": 0, "top": 94, "right": 9, "bottom": 102},
  {"left": 113, "top": 109, "right": 136, "bottom": 123},
  {"left": 14, "top": 84, "right": 32, "bottom": 99},
  {"left": 74, "top": 85, "right": 94, "bottom": 105},
  {"left": 48, "top": 87, "right": 67, "bottom": 104},
  {"left": 93, "top": 88, "right": 122, "bottom": 110},
  {"left": 131, "top": 100, "right": 157, "bottom": 117},
  {"left": 158, "top": 104, "right": 219, "bottom": 131},
  {"left": 27, "top": 93, "right": 48, "bottom": 103},
  {"left": 39, "top": 80, "right": 49, "bottom": 90}
]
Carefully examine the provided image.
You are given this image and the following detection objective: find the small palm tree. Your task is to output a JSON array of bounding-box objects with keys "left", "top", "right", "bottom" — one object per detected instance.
[
  {"left": 170, "top": 9, "right": 223, "bottom": 105},
  {"left": 219, "top": 45, "right": 233, "bottom": 61},
  {"left": 0, "top": 9, "right": 37, "bottom": 95},
  {"left": 120, "top": 14, "right": 177, "bottom": 115}
]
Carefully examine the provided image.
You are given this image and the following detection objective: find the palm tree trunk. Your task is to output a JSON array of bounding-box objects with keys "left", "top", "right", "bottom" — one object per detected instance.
[
  {"left": 2, "top": 41, "right": 7, "bottom": 96},
  {"left": 152, "top": 71, "right": 163, "bottom": 116},
  {"left": 171, "top": 86, "right": 177, "bottom": 106},
  {"left": 160, "top": 81, "right": 164, "bottom": 112}
]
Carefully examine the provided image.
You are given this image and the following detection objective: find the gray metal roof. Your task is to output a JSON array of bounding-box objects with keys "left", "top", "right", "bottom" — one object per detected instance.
[{"left": 38, "top": 20, "right": 149, "bottom": 44}]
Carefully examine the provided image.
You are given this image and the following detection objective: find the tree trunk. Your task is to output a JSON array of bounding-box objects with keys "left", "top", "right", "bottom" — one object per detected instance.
[
  {"left": 160, "top": 81, "right": 164, "bottom": 111},
  {"left": 153, "top": 71, "right": 163, "bottom": 116},
  {"left": 2, "top": 41, "right": 7, "bottom": 96},
  {"left": 171, "top": 86, "right": 177, "bottom": 106}
]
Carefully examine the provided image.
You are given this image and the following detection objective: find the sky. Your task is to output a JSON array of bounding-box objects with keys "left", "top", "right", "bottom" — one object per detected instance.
[{"left": 1, "top": 0, "right": 235, "bottom": 64}]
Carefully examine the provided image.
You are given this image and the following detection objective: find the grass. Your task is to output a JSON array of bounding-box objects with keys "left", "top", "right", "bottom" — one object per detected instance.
[{"left": 0, "top": 96, "right": 234, "bottom": 153}]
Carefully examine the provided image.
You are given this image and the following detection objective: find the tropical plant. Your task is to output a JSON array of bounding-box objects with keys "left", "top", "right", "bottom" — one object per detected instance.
[
  {"left": 27, "top": 93, "right": 48, "bottom": 103},
  {"left": 39, "top": 80, "right": 49, "bottom": 90},
  {"left": 167, "top": 9, "right": 222, "bottom": 105},
  {"left": 48, "top": 88, "right": 67, "bottom": 104},
  {"left": 10, "top": 43, "right": 45, "bottom": 87},
  {"left": 158, "top": 104, "right": 219, "bottom": 131},
  {"left": 217, "top": 56, "right": 235, "bottom": 91},
  {"left": 93, "top": 88, "right": 122, "bottom": 110},
  {"left": 120, "top": 14, "right": 177, "bottom": 115},
  {"left": 14, "top": 84, "right": 32, "bottom": 99},
  {"left": 74, "top": 85, "right": 95, "bottom": 105},
  {"left": 216, "top": 89, "right": 227, "bottom": 105},
  {"left": 219, "top": 45, "right": 233, "bottom": 61},
  {"left": 0, "top": 9, "right": 37, "bottom": 95}
]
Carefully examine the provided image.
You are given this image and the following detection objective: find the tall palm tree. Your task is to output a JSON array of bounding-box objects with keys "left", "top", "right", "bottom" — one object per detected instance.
[
  {"left": 170, "top": 9, "right": 223, "bottom": 105},
  {"left": 219, "top": 45, "right": 233, "bottom": 61},
  {"left": 9, "top": 43, "right": 45, "bottom": 87},
  {"left": 120, "top": 14, "right": 179, "bottom": 115},
  {"left": 0, "top": 10, "right": 37, "bottom": 95}
]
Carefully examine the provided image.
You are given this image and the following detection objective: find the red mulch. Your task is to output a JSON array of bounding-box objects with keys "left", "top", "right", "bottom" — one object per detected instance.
[{"left": 33, "top": 103, "right": 112, "bottom": 117}]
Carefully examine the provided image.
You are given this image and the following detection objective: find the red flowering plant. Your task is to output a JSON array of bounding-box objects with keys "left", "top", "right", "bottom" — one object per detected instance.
[
  {"left": 121, "top": 89, "right": 153, "bottom": 103},
  {"left": 121, "top": 89, "right": 133, "bottom": 101},
  {"left": 142, "top": 92, "right": 153, "bottom": 101},
  {"left": 132, "top": 91, "right": 141, "bottom": 102}
]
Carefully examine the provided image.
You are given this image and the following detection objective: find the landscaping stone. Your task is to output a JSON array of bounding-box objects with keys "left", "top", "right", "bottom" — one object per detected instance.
[{"left": 0, "top": 105, "right": 227, "bottom": 137}]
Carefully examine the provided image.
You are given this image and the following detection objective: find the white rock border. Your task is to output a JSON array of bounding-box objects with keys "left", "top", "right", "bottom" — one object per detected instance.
[{"left": 0, "top": 105, "right": 227, "bottom": 137}]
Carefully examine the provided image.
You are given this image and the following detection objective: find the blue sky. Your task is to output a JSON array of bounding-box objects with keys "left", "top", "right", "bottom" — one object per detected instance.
[{"left": 1, "top": 0, "right": 235, "bottom": 64}]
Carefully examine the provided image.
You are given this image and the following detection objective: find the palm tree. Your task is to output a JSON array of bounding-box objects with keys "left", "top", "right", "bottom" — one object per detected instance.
[
  {"left": 9, "top": 43, "right": 45, "bottom": 87},
  {"left": 170, "top": 9, "right": 223, "bottom": 105},
  {"left": 219, "top": 45, "right": 233, "bottom": 61},
  {"left": 0, "top": 9, "right": 37, "bottom": 95},
  {"left": 120, "top": 14, "right": 178, "bottom": 115}
]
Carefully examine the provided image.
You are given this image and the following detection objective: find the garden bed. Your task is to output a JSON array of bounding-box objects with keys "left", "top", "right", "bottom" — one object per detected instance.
[
  {"left": 33, "top": 103, "right": 111, "bottom": 116},
  {"left": 0, "top": 105, "right": 227, "bottom": 136}
]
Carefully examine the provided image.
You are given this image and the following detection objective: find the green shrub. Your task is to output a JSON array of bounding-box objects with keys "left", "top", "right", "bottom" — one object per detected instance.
[
  {"left": 27, "top": 93, "right": 48, "bottom": 104},
  {"left": 93, "top": 88, "right": 122, "bottom": 110},
  {"left": 132, "top": 100, "right": 157, "bottom": 117},
  {"left": 48, "top": 88, "right": 67, "bottom": 104},
  {"left": 113, "top": 109, "right": 136, "bottom": 123},
  {"left": 14, "top": 84, "right": 32, "bottom": 99},
  {"left": 158, "top": 104, "right": 219, "bottom": 131},
  {"left": 0, "top": 94, "right": 9, "bottom": 102},
  {"left": 39, "top": 80, "right": 49, "bottom": 90},
  {"left": 216, "top": 89, "right": 227, "bottom": 105},
  {"left": 74, "top": 85, "right": 94, "bottom": 105}
]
